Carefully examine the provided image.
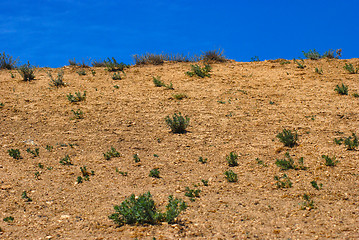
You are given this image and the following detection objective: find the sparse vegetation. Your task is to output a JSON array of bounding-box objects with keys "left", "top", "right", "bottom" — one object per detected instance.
[
  {"left": 335, "top": 83, "right": 348, "bottom": 95},
  {"left": 198, "top": 156, "right": 207, "bottom": 164},
  {"left": 112, "top": 72, "right": 122, "bottom": 80},
  {"left": 8, "top": 149, "right": 22, "bottom": 159},
  {"left": 315, "top": 67, "right": 323, "bottom": 74},
  {"left": 322, "top": 49, "right": 342, "bottom": 59},
  {"left": 224, "top": 170, "right": 238, "bottom": 182},
  {"left": 343, "top": 133, "right": 358, "bottom": 150},
  {"left": 21, "top": 191, "right": 32, "bottom": 202},
  {"left": 48, "top": 70, "right": 66, "bottom": 87},
  {"left": 60, "top": 154, "right": 73, "bottom": 165},
  {"left": 255, "top": 158, "right": 268, "bottom": 167},
  {"left": 226, "top": 152, "right": 239, "bottom": 167},
  {"left": 133, "top": 153, "right": 141, "bottom": 163},
  {"left": 201, "top": 49, "right": 227, "bottom": 62},
  {"left": 79, "top": 166, "right": 94, "bottom": 181},
  {"left": 310, "top": 180, "right": 322, "bottom": 190},
  {"left": 26, "top": 148, "right": 39, "bottom": 158},
  {"left": 105, "top": 57, "right": 129, "bottom": 72},
  {"left": 300, "top": 194, "right": 315, "bottom": 210},
  {"left": 294, "top": 59, "right": 305, "bottom": 69},
  {"left": 17, "top": 61, "right": 35, "bottom": 81},
  {"left": 0, "top": 52, "right": 18, "bottom": 69},
  {"left": 133, "top": 53, "right": 165, "bottom": 65},
  {"left": 343, "top": 63, "right": 358, "bottom": 74},
  {"left": 274, "top": 174, "right": 292, "bottom": 188},
  {"left": 109, "top": 192, "right": 187, "bottom": 226},
  {"left": 276, "top": 128, "right": 298, "bottom": 147},
  {"left": 3, "top": 216, "right": 14, "bottom": 222},
  {"left": 172, "top": 93, "right": 187, "bottom": 100},
  {"left": 184, "top": 187, "right": 201, "bottom": 201},
  {"left": 322, "top": 155, "right": 338, "bottom": 167},
  {"left": 76, "top": 69, "right": 86, "bottom": 75},
  {"left": 149, "top": 168, "right": 160, "bottom": 178},
  {"left": 186, "top": 64, "right": 211, "bottom": 78},
  {"left": 67, "top": 91, "right": 86, "bottom": 103},
  {"left": 250, "top": 56, "right": 260, "bottom": 62},
  {"left": 302, "top": 49, "right": 321, "bottom": 60},
  {"left": 71, "top": 109, "right": 84, "bottom": 119},
  {"left": 91, "top": 59, "right": 106, "bottom": 67},
  {"left": 45, "top": 145, "right": 53, "bottom": 152},
  {"left": 165, "top": 112, "right": 190, "bottom": 133},
  {"left": 104, "top": 147, "right": 120, "bottom": 160},
  {"left": 153, "top": 76, "right": 173, "bottom": 89},
  {"left": 275, "top": 152, "right": 307, "bottom": 170}
]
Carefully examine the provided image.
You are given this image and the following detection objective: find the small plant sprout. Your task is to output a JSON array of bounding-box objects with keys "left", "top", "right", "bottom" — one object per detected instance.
[
  {"left": 45, "top": 145, "right": 53, "bottom": 151},
  {"left": 184, "top": 187, "right": 201, "bottom": 202},
  {"left": 335, "top": 83, "right": 348, "bottom": 95},
  {"left": 21, "top": 191, "right": 32, "bottom": 202},
  {"left": 152, "top": 76, "right": 173, "bottom": 89},
  {"left": 322, "top": 155, "right": 338, "bottom": 167},
  {"left": 165, "top": 112, "right": 190, "bottom": 133},
  {"left": 112, "top": 72, "right": 122, "bottom": 80},
  {"left": 133, "top": 153, "right": 141, "bottom": 163},
  {"left": 255, "top": 158, "right": 268, "bottom": 167},
  {"left": 80, "top": 166, "right": 94, "bottom": 181},
  {"left": 108, "top": 192, "right": 187, "bottom": 226},
  {"left": 8, "top": 149, "right": 22, "bottom": 159},
  {"left": 186, "top": 64, "right": 211, "bottom": 78},
  {"left": 294, "top": 58, "right": 305, "bottom": 69},
  {"left": 34, "top": 171, "right": 40, "bottom": 180},
  {"left": 48, "top": 70, "right": 66, "bottom": 87},
  {"left": 17, "top": 61, "right": 35, "bottom": 81},
  {"left": 91, "top": 70, "right": 96, "bottom": 76},
  {"left": 173, "top": 93, "right": 187, "bottom": 100},
  {"left": 3, "top": 216, "right": 14, "bottom": 222},
  {"left": 226, "top": 152, "right": 239, "bottom": 167},
  {"left": 224, "top": 170, "right": 238, "bottom": 182},
  {"left": 274, "top": 174, "right": 292, "bottom": 188},
  {"left": 71, "top": 109, "right": 84, "bottom": 119},
  {"left": 149, "top": 168, "right": 160, "bottom": 178},
  {"left": 198, "top": 156, "right": 208, "bottom": 164},
  {"left": 60, "top": 154, "right": 73, "bottom": 165},
  {"left": 0, "top": 102, "right": 4, "bottom": 107},
  {"left": 26, "top": 148, "right": 39, "bottom": 158},
  {"left": 310, "top": 180, "right": 322, "bottom": 190},
  {"left": 67, "top": 91, "right": 86, "bottom": 103},
  {"left": 315, "top": 67, "right": 323, "bottom": 74},
  {"left": 116, "top": 168, "right": 128, "bottom": 176},
  {"left": 300, "top": 194, "right": 315, "bottom": 210},
  {"left": 201, "top": 179, "right": 209, "bottom": 186},
  {"left": 103, "top": 147, "right": 120, "bottom": 160},
  {"left": 275, "top": 152, "right": 307, "bottom": 170},
  {"left": 76, "top": 69, "right": 86, "bottom": 75},
  {"left": 343, "top": 63, "right": 359, "bottom": 74},
  {"left": 77, "top": 176, "right": 83, "bottom": 184},
  {"left": 344, "top": 133, "right": 359, "bottom": 150},
  {"left": 276, "top": 128, "right": 298, "bottom": 147}
]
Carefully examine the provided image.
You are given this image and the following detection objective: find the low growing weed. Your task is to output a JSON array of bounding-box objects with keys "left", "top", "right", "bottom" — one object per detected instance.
[
  {"left": 67, "top": 91, "right": 86, "bottom": 103},
  {"left": 26, "top": 148, "right": 39, "bottom": 158},
  {"left": 185, "top": 187, "right": 201, "bottom": 202},
  {"left": 109, "top": 192, "right": 187, "bottom": 226},
  {"left": 322, "top": 155, "right": 338, "bottom": 167},
  {"left": 104, "top": 147, "right": 120, "bottom": 160},
  {"left": 8, "top": 149, "right": 22, "bottom": 159},
  {"left": 165, "top": 112, "right": 190, "bottom": 133},
  {"left": 224, "top": 170, "right": 238, "bottom": 182},
  {"left": 201, "top": 49, "right": 227, "bottom": 62},
  {"left": 18, "top": 61, "right": 35, "bottom": 81},
  {"left": 0, "top": 52, "right": 18, "bottom": 69},
  {"left": 274, "top": 174, "right": 292, "bottom": 188},
  {"left": 76, "top": 69, "right": 86, "bottom": 76},
  {"left": 335, "top": 83, "right": 348, "bottom": 95},
  {"left": 315, "top": 67, "right": 323, "bottom": 74},
  {"left": 186, "top": 64, "right": 211, "bottom": 78},
  {"left": 275, "top": 152, "right": 307, "bottom": 170},
  {"left": 133, "top": 154, "right": 141, "bottom": 163},
  {"left": 71, "top": 109, "right": 84, "bottom": 119},
  {"left": 310, "top": 180, "right": 322, "bottom": 190},
  {"left": 60, "top": 154, "right": 73, "bottom": 165},
  {"left": 300, "top": 194, "right": 315, "bottom": 210},
  {"left": 3, "top": 216, "right": 14, "bottom": 222},
  {"left": 198, "top": 156, "right": 207, "bottom": 164},
  {"left": 149, "top": 168, "right": 160, "bottom": 178},
  {"left": 48, "top": 70, "right": 66, "bottom": 87},
  {"left": 344, "top": 133, "right": 358, "bottom": 150},
  {"left": 294, "top": 59, "right": 305, "bottom": 69},
  {"left": 276, "top": 128, "right": 298, "bottom": 147},
  {"left": 21, "top": 191, "right": 32, "bottom": 202},
  {"left": 226, "top": 152, "right": 239, "bottom": 167},
  {"left": 343, "top": 63, "right": 359, "bottom": 74}
]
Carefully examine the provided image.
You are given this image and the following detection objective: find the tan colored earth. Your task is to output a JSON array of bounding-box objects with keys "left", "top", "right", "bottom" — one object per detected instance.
[{"left": 0, "top": 58, "right": 358, "bottom": 239}]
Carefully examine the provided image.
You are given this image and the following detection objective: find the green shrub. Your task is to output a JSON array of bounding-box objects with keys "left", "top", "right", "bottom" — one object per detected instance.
[
  {"left": 0, "top": 52, "right": 18, "bottom": 69},
  {"left": 186, "top": 64, "right": 211, "bottom": 78},
  {"left": 302, "top": 49, "right": 321, "bottom": 60},
  {"left": 17, "top": 61, "right": 35, "bottom": 81},
  {"left": 149, "top": 168, "right": 160, "bottom": 178},
  {"left": 335, "top": 83, "right": 348, "bottom": 95},
  {"left": 322, "top": 155, "right": 338, "bottom": 167},
  {"left": 105, "top": 57, "right": 129, "bottom": 72},
  {"left": 71, "top": 109, "right": 84, "bottom": 119},
  {"left": 184, "top": 187, "right": 201, "bottom": 201},
  {"left": 8, "top": 149, "right": 22, "bottom": 159},
  {"left": 275, "top": 152, "right": 307, "bottom": 170},
  {"left": 276, "top": 128, "right": 298, "bottom": 147},
  {"left": 274, "top": 174, "right": 292, "bottom": 188},
  {"left": 322, "top": 49, "right": 341, "bottom": 59},
  {"left": 294, "top": 59, "right": 305, "bottom": 69},
  {"left": 91, "top": 59, "right": 106, "bottom": 67},
  {"left": 343, "top": 63, "right": 358, "bottom": 74},
  {"left": 60, "top": 154, "right": 72, "bottom": 165},
  {"left": 67, "top": 91, "right": 86, "bottom": 103},
  {"left": 48, "top": 70, "right": 66, "bottom": 87},
  {"left": 68, "top": 58, "right": 89, "bottom": 67},
  {"left": 104, "top": 147, "right": 120, "bottom": 160},
  {"left": 165, "top": 112, "right": 190, "bottom": 133},
  {"left": 226, "top": 152, "right": 238, "bottom": 167},
  {"left": 109, "top": 192, "right": 187, "bottom": 226},
  {"left": 76, "top": 69, "right": 86, "bottom": 75},
  {"left": 201, "top": 49, "right": 227, "bottom": 62},
  {"left": 344, "top": 133, "right": 358, "bottom": 150},
  {"left": 224, "top": 170, "right": 238, "bottom": 182}
]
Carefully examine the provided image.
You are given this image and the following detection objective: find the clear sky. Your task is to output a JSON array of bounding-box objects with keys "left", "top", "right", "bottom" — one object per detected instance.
[{"left": 1, "top": 0, "right": 358, "bottom": 67}]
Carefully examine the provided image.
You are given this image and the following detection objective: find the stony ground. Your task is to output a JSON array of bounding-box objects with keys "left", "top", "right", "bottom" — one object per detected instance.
[{"left": 0, "top": 58, "right": 358, "bottom": 239}]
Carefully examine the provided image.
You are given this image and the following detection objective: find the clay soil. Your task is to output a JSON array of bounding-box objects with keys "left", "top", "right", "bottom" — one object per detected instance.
[{"left": 0, "top": 58, "right": 358, "bottom": 239}]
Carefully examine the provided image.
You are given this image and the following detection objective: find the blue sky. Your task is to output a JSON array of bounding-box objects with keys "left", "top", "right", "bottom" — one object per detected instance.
[{"left": 1, "top": 0, "right": 358, "bottom": 67}]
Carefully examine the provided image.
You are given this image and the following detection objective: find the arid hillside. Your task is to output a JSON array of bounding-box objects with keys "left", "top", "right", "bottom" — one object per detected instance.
[{"left": 0, "top": 58, "right": 358, "bottom": 239}]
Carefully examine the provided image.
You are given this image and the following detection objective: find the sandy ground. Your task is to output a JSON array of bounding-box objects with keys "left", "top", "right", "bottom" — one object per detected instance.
[{"left": 0, "top": 58, "right": 358, "bottom": 239}]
